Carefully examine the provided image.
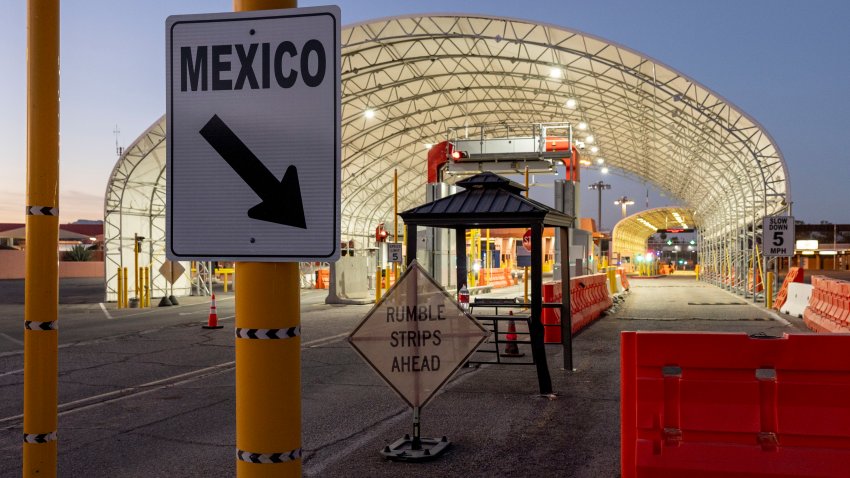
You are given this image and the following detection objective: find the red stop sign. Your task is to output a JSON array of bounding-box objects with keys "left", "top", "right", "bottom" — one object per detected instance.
[{"left": 522, "top": 229, "right": 532, "bottom": 251}]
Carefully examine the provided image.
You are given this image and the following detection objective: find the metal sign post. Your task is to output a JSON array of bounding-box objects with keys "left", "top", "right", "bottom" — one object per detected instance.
[{"left": 348, "top": 261, "right": 489, "bottom": 461}]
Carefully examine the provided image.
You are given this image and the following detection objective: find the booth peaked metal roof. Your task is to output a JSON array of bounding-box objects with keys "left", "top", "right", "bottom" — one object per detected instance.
[{"left": 400, "top": 172, "right": 573, "bottom": 228}]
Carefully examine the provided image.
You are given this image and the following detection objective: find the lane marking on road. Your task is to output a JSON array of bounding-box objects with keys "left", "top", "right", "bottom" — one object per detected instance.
[
  {"left": 99, "top": 303, "right": 114, "bottom": 320},
  {"left": 304, "top": 332, "right": 349, "bottom": 348},
  {"left": 0, "top": 333, "right": 23, "bottom": 346},
  {"left": 0, "top": 331, "right": 348, "bottom": 426},
  {"left": 0, "top": 368, "right": 24, "bottom": 378}
]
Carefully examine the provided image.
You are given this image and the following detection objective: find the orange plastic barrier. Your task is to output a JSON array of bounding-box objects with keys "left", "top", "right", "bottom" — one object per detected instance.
[
  {"left": 481, "top": 268, "right": 513, "bottom": 289},
  {"left": 622, "top": 332, "right": 850, "bottom": 478},
  {"left": 542, "top": 273, "right": 612, "bottom": 343},
  {"left": 747, "top": 268, "right": 764, "bottom": 293},
  {"left": 315, "top": 269, "right": 329, "bottom": 289},
  {"left": 773, "top": 267, "right": 804, "bottom": 310},
  {"left": 803, "top": 275, "right": 850, "bottom": 333}
]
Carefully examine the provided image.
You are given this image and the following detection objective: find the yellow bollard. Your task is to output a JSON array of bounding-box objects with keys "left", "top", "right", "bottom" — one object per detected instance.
[
  {"left": 146, "top": 267, "right": 152, "bottom": 307},
  {"left": 607, "top": 267, "right": 618, "bottom": 295},
  {"left": 23, "top": 0, "right": 60, "bottom": 474},
  {"left": 224, "top": 271, "right": 229, "bottom": 293},
  {"left": 117, "top": 268, "right": 124, "bottom": 309},
  {"left": 766, "top": 271, "right": 775, "bottom": 309},
  {"left": 122, "top": 267, "right": 129, "bottom": 308},
  {"left": 375, "top": 266, "right": 383, "bottom": 304}
]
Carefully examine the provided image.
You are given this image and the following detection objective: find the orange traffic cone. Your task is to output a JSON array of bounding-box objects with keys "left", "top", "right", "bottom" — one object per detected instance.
[
  {"left": 501, "top": 311, "right": 524, "bottom": 357},
  {"left": 202, "top": 293, "right": 223, "bottom": 329}
]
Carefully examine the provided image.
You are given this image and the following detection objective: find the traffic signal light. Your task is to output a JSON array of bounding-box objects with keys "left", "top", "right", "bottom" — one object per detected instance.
[{"left": 375, "top": 224, "right": 388, "bottom": 243}]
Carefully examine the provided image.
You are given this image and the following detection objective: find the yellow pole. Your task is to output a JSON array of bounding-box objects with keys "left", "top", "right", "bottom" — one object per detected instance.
[
  {"left": 375, "top": 265, "right": 382, "bottom": 303},
  {"left": 233, "top": 2, "right": 301, "bottom": 477},
  {"left": 134, "top": 233, "right": 140, "bottom": 301},
  {"left": 117, "top": 268, "right": 123, "bottom": 309},
  {"left": 524, "top": 167, "right": 529, "bottom": 304},
  {"left": 766, "top": 271, "right": 775, "bottom": 309},
  {"left": 140, "top": 267, "right": 146, "bottom": 308},
  {"left": 122, "top": 267, "right": 129, "bottom": 308},
  {"left": 393, "top": 168, "right": 398, "bottom": 285},
  {"left": 23, "top": 0, "right": 60, "bottom": 474},
  {"left": 145, "top": 267, "right": 151, "bottom": 307},
  {"left": 486, "top": 229, "right": 491, "bottom": 284},
  {"left": 224, "top": 271, "right": 229, "bottom": 293}
]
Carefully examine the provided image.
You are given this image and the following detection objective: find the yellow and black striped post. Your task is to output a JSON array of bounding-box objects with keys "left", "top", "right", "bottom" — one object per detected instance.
[
  {"left": 23, "top": 0, "right": 60, "bottom": 475},
  {"left": 232, "top": 3, "right": 302, "bottom": 477}
]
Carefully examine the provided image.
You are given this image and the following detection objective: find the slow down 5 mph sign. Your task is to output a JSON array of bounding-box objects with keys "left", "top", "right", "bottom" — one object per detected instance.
[{"left": 166, "top": 6, "right": 340, "bottom": 261}]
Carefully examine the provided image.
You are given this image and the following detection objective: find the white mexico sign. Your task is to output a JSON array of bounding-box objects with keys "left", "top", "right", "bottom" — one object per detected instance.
[{"left": 165, "top": 6, "right": 340, "bottom": 261}]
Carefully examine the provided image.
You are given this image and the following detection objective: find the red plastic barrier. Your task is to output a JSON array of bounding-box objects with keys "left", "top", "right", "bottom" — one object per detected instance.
[
  {"left": 773, "top": 267, "right": 804, "bottom": 311},
  {"left": 804, "top": 276, "right": 850, "bottom": 333},
  {"left": 622, "top": 332, "right": 850, "bottom": 478}
]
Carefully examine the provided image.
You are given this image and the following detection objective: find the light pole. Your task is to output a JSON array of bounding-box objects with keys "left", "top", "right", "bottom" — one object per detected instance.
[
  {"left": 614, "top": 196, "right": 635, "bottom": 218},
  {"left": 587, "top": 181, "right": 611, "bottom": 231}
]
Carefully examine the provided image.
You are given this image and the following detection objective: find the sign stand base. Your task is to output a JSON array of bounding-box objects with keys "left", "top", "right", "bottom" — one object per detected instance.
[
  {"left": 381, "top": 406, "right": 450, "bottom": 461},
  {"left": 380, "top": 434, "right": 450, "bottom": 462}
]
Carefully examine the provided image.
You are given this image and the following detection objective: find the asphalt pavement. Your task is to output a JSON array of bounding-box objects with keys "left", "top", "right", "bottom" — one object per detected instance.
[{"left": 0, "top": 273, "right": 803, "bottom": 477}]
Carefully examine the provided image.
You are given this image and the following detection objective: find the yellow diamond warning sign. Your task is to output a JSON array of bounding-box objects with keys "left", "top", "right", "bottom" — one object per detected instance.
[{"left": 348, "top": 260, "right": 489, "bottom": 409}]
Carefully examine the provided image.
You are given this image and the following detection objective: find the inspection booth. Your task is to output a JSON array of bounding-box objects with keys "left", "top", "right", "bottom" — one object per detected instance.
[{"left": 400, "top": 172, "right": 574, "bottom": 394}]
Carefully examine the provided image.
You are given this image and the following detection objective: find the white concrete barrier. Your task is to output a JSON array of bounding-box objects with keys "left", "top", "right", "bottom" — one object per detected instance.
[{"left": 780, "top": 282, "right": 813, "bottom": 318}]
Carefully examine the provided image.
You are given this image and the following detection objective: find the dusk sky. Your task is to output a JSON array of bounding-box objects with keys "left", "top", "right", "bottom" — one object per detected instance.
[{"left": 1, "top": 0, "right": 848, "bottom": 228}]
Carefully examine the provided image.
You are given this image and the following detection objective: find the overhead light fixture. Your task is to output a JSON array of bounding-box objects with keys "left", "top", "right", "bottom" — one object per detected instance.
[
  {"left": 424, "top": 143, "right": 432, "bottom": 149},
  {"left": 577, "top": 122, "right": 587, "bottom": 130},
  {"left": 364, "top": 109, "right": 376, "bottom": 119},
  {"left": 596, "top": 157, "right": 605, "bottom": 165},
  {"left": 549, "top": 67, "right": 563, "bottom": 79},
  {"left": 564, "top": 98, "right": 577, "bottom": 109},
  {"left": 585, "top": 135, "right": 594, "bottom": 144},
  {"left": 579, "top": 159, "right": 592, "bottom": 166},
  {"left": 590, "top": 146, "right": 599, "bottom": 153},
  {"left": 601, "top": 167, "right": 609, "bottom": 174}
]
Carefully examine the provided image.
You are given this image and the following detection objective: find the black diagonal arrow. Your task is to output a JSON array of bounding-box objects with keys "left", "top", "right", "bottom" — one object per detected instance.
[{"left": 199, "top": 114, "right": 306, "bottom": 228}]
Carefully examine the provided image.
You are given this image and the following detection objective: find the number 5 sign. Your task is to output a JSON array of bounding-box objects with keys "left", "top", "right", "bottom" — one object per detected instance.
[{"left": 763, "top": 216, "right": 795, "bottom": 257}]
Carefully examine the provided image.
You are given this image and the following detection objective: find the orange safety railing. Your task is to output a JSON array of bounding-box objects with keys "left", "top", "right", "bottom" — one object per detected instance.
[
  {"left": 542, "top": 273, "right": 612, "bottom": 343},
  {"left": 622, "top": 331, "right": 850, "bottom": 478},
  {"left": 772, "top": 267, "right": 804, "bottom": 310},
  {"left": 803, "top": 275, "right": 850, "bottom": 333}
]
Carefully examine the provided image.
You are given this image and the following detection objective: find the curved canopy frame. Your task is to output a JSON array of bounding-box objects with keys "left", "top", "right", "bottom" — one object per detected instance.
[
  {"left": 612, "top": 207, "right": 696, "bottom": 261},
  {"left": 104, "top": 13, "right": 790, "bottom": 300}
]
